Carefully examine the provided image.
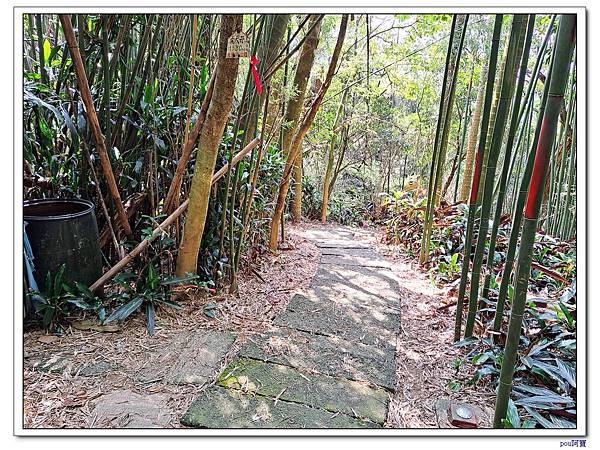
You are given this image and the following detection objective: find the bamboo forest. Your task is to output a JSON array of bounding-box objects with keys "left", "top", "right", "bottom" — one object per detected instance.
[{"left": 21, "top": 12, "right": 580, "bottom": 432}]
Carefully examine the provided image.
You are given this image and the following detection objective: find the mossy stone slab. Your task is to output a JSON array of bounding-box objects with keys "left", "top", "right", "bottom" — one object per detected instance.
[
  {"left": 239, "top": 330, "right": 396, "bottom": 390},
  {"left": 218, "top": 358, "right": 388, "bottom": 424},
  {"left": 181, "top": 385, "right": 377, "bottom": 429}
]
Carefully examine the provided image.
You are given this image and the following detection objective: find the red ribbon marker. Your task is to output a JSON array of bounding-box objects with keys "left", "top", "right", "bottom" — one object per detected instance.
[{"left": 250, "top": 55, "right": 262, "bottom": 95}]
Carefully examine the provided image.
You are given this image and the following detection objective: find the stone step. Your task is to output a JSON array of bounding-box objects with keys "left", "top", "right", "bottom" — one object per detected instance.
[
  {"left": 217, "top": 357, "right": 389, "bottom": 424},
  {"left": 239, "top": 329, "right": 396, "bottom": 390},
  {"left": 313, "top": 240, "right": 370, "bottom": 249},
  {"left": 273, "top": 293, "right": 399, "bottom": 350},
  {"left": 309, "top": 265, "right": 401, "bottom": 313},
  {"left": 135, "top": 330, "right": 236, "bottom": 385},
  {"left": 320, "top": 253, "right": 392, "bottom": 268},
  {"left": 181, "top": 385, "right": 378, "bottom": 428}
]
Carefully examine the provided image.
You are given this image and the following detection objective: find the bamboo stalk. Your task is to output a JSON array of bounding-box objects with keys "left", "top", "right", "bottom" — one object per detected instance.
[
  {"left": 420, "top": 15, "right": 459, "bottom": 265},
  {"left": 111, "top": 15, "right": 155, "bottom": 150},
  {"left": 454, "top": 15, "right": 503, "bottom": 341},
  {"left": 480, "top": 14, "right": 535, "bottom": 302},
  {"left": 452, "top": 68, "right": 474, "bottom": 202},
  {"left": 432, "top": 15, "right": 469, "bottom": 208},
  {"left": 458, "top": 67, "right": 486, "bottom": 202},
  {"left": 35, "top": 14, "right": 48, "bottom": 85},
  {"left": 559, "top": 110, "right": 577, "bottom": 238},
  {"left": 90, "top": 138, "right": 260, "bottom": 291},
  {"left": 185, "top": 14, "right": 199, "bottom": 139},
  {"left": 492, "top": 24, "right": 559, "bottom": 337},
  {"left": 493, "top": 15, "right": 576, "bottom": 427},
  {"left": 464, "top": 14, "right": 527, "bottom": 339},
  {"left": 59, "top": 14, "right": 133, "bottom": 239}
]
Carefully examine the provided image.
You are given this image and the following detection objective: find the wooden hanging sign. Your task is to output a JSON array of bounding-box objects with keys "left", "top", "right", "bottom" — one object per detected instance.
[{"left": 226, "top": 31, "right": 250, "bottom": 58}]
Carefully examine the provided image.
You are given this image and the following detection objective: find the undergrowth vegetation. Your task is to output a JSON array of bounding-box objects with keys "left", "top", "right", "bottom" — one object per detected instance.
[{"left": 381, "top": 187, "right": 577, "bottom": 428}]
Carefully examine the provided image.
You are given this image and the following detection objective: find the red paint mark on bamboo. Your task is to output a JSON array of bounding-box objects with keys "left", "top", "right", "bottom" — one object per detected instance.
[
  {"left": 524, "top": 117, "right": 552, "bottom": 219},
  {"left": 250, "top": 55, "right": 263, "bottom": 95},
  {"left": 469, "top": 150, "right": 483, "bottom": 205}
]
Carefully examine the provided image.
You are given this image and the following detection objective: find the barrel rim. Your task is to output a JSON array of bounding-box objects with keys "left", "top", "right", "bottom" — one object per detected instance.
[{"left": 23, "top": 198, "right": 95, "bottom": 221}]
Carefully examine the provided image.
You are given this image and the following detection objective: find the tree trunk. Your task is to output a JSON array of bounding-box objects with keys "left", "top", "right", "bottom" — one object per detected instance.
[
  {"left": 242, "top": 15, "right": 290, "bottom": 145},
  {"left": 162, "top": 74, "right": 216, "bottom": 215},
  {"left": 282, "top": 15, "right": 322, "bottom": 222},
  {"left": 176, "top": 14, "right": 242, "bottom": 276},
  {"left": 459, "top": 68, "right": 486, "bottom": 202},
  {"left": 321, "top": 87, "right": 348, "bottom": 222},
  {"left": 269, "top": 15, "right": 348, "bottom": 250}
]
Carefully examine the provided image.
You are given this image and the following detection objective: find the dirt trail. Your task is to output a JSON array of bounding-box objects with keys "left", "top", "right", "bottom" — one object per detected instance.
[{"left": 23, "top": 222, "right": 494, "bottom": 429}]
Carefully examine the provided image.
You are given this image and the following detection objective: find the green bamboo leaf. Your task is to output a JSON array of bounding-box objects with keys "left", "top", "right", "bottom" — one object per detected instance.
[
  {"left": 555, "top": 359, "right": 576, "bottom": 388},
  {"left": 514, "top": 395, "right": 574, "bottom": 409},
  {"left": 67, "top": 298, "right": 92, "bottom": 310},
  {"left": 74, "top": 281, "right": 94, "bottom": 298},
  {"left": 53, "top": 264, "right": 66, "bottom": 296},
  {"left": 146, "top": 303, "right": 155, "bottom": 335},
  {"left": 106, "top": 298, "right": 143, "bottom": 323},
  {"left": 523, "top": 405, "right": 553, "bottom": 428},
  {"left": 549, "top": 415, "right": 576, "bottom": 428},
  {"left": 156, "top": 298, "right": 183, "bottom": 309},
  {"left": 505, "top": 399, "right": 520, "bottom": 428},
  {"left": 42, "top": 306, "right": 54, "bottom": 330},
  {"left": 43, "top": 39, "right": 51, "bottom": 64}
]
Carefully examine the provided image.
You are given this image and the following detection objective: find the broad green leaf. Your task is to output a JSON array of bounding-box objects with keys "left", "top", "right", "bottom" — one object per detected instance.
[
  {"left": 106, "top": 297, "right": 143, "bottom": 323},
  {"left": 43, "top": 39, "right": 51, "bottom": 64},
  {"left": 53, "top": 264, "right": 66, "bottom": 296},
  {"left": 505, "top": 399, "right": 520, "bottom": 428},
  {"left": 146, "top": 303, "right": 155, "bottom": 335}
]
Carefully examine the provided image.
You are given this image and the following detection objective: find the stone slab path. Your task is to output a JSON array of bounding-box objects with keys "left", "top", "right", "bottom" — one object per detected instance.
[{"left": 182, "top": 227, "right": 401, "bottom": 428}]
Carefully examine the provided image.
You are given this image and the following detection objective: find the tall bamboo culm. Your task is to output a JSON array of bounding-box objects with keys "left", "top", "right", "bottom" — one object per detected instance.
[
  {"left": 454, "top": 15, "right": 503, "bottom": 341},
  {"left": 480, "top": 15, "right": 535, "bottom": 302},
  {"left": 420, "top": 14, "right": 468, "bottom": 264},
  {"left": 463, "top": 14, "right": 527, "bottom": 339},
  {"left": 491, "top": 16, "right": 558, "bottom": 336},
  {"left": 493, "top": 14, "right": 576, "bottom": 427}
]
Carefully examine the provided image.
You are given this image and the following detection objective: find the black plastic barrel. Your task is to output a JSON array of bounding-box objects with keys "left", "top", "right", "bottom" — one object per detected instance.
[{"left": 24, "top": 198, "right": 102, "bottom": 291}]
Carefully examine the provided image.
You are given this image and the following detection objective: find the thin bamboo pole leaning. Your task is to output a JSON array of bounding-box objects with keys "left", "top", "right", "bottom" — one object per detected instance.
[
  {"left": 493, "top": 14, "right": 576, "bottom": 427},
  {"left": 419, "top": 15, "right": 458, "bottom": 265},
  {"left": 185, "top": 15, "right": 199, "bottom": 139},
  {"left": 453, "top": 69, "right": 474, "bottom": 202},
  {"left": 59, "top": 14, "right": 133, "bottom": 239},
  {"left": 432, "top": 15, "right": 468, "bottom": 208},
  {"left": 90, "top": 137, "right": 261, "bottom": 292}
]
